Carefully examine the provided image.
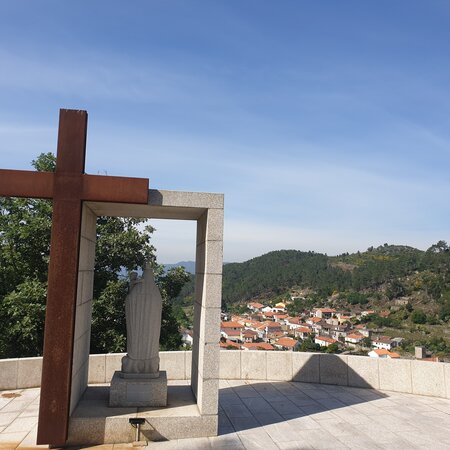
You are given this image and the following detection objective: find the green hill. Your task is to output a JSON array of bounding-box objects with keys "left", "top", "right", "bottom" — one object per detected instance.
[{"left": 178, "top": 242, "right": 450, "bottom": 321}]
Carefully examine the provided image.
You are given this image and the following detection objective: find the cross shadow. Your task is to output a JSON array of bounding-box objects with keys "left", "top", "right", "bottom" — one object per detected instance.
[{"left": 219, "top": 354, "right": 387, "bottom": 435}]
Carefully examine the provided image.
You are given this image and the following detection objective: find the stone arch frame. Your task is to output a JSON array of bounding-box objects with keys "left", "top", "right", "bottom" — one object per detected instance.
[{"left": 70, "top": 189, "right": 223, "bottom": 438}]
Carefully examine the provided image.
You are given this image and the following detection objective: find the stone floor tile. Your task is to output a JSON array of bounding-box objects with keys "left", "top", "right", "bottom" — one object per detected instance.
[
  {"left": 218, "top": 412, "right": 233, "bottom": 427},
  {"left": 237, "top": 429, "right": 279, "bottom": 450},
  {"left": 143, "top": 441, "right": 179, "bottom": 450},
  {"left": 208, "top": 432, "right": 245, "bottom": 449},
  {"left": 282, "top": 414, "right": 321, "bottom": 430},
  {"left": 0, "top": 401, "right": 32, "bottom": 414},
  {"left": 241, "top": 397, "right": 274, "bottom": 413},
  {"left": 335, "top": 434, "right": 383, "bottom": 450},
  {"left": 0, "top": 413, "right": 20, "bottom": 428},
  {"left": 368, "top": 413, "right": 419, "bottom": 432},
  {"left": 300, "top": 389, "right": 331, "bottom": 400},
  {"left": 253, "top": 412, "right": 284, "bottom": 426},
  {"left": 360, "top": 425, "right": 399, "bottom": 444},
  {"left": 16, "top": 425, "right": 48, "bottom": 449},
  {"left": 276, "top": 441, "right": 316, "bottom": 450},
  {"left": 269, "top": 400, "right": 302, "bottom": 416},
  {"left": 430, "top": 403, "right": 450, "bottom": 415},
  {"left": 222, "top": 403, "right": 253, "bottom": 419},
  {"left": 226, "top": 380, "right": 247, "bottom": 388},
  {"left": 218, "top": 380, "right": 230, "bottom": 389},
  {"left": 217, "top": 425, "right": 235, "bottom": 436},
  {"left": 328, "top": 392, "right": 364, "bottom": 406},
  {"left": 232, "top": 385, "right": 260, "bottom": 399},
  {"left": 174, "top": 437, "right": 211, "bottom": 449},
  {"left": 315, "top": 397, "right": 347, "bottom": 410},
  {"left": 3, "top": 417, "right": 38, "bottom": 434},
  {"left": 299, "top": 405, "right": 339, "bottom": 421},
  {"left": 272, "top": 382, "right": 303, "bottom": 396},
  {"left": 288, "top": 396, "right": 318, "bottom": 408},
  {"left": 349, "top": 402, "right": 383, "bottom": 416},
  {"left": 378, "top": 435, "right": 422, "bottom": 449},
  {"left": 0, "top": 399, "right": 13, "bottom": 411},
  {"left": 228, "top": 416, "right": 260, "bottom": 432},
  {"left": 330, "top": 406, "right": 372, "bottom": 425},
  {"left": 15, "top": 389, "right": 39, "bottom": 400},
  {"left": 313, "top": 418, "right": 357, "bottom": 436},
  {"left": 218, "top": 393, "right": 243, "bottom": 407},
  {"left": 294, "top": 429, "right": 337, "bottom": 449},
  {"left": 0, "top": 430, "right": 28, "bottom": 442},
  {"left": 80, "top": 445, "right": 114, "bottom": 450},
  {"left": 17, "top": 405, "right": 39, "bottom": 419},
  {"left": 262, "top": 421, "right": 300, "bottom": 443}
]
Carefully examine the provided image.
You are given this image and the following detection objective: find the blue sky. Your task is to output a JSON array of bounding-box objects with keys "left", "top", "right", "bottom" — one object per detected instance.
[{"left": 1, "top": 1, "right": 449, "bottom": 263}]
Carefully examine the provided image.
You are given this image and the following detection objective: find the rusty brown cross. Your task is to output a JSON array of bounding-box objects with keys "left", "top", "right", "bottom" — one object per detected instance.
[{"left": 0, "top": 109, "right": 149, "bottom": 446}]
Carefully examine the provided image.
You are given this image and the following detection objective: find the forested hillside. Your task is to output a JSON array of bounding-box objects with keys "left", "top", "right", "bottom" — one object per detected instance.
[{"left": 178, "top": 243, "right": 450, "bottom": 321}]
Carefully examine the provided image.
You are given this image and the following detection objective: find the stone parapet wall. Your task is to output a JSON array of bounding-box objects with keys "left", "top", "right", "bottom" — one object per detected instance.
[{"left": 1, "top": 350, "right": 449, "bottom": 399}]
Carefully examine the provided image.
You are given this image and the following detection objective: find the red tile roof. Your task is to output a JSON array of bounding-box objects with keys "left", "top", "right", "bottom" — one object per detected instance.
[
  {"left": 276, "top": 337, "right": 298, "bottom": 348},
  {"left": 248, "top": 302, "right": 264, "bottom": 309},
  {"left": 221, "top": 321, "right": 244, "bottom": 329},
  {"left": 309, "top": 317, "right": 322, "bottom": 323},
  {"left": 220, "top": 340, "right": 241, "bottom": 349},
  {"left": 222, "top": 329, "right": 241, "bottom": 337},
  {"left": 346, "top": 332, "right": 364, "bottom": 340},
  {"left": 372, "top": 349, "right": 400, "bottom": 358},
  {"left": 242, "top": 342, "right": 274, "bottom": 350},
  {"left": 297, "top": 326, "right": 312, "bottom": 333},
  {"left": 287, "top": 317, "right": 303, "bottom": 325},
  {"left": 316, "top": 335, "right": 337, "bottom": 344}
]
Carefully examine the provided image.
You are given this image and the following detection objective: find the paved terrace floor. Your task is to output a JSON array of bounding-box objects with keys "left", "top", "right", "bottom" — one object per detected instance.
[{"left": 1, "top": 380, "right": 450, "bottom": 450}]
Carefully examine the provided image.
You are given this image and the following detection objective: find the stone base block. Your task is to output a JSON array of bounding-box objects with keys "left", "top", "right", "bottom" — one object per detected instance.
[
  {"left": 67, "top": 384, "right": 218, "bottom": 445},
  {"left": 109, "top": 370, "right": 167, "bottom": 407}
]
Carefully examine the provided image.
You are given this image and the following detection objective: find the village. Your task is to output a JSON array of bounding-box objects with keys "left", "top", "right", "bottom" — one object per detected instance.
[
  {"left": 219, "top": 301, "right": 404, "bottom": 358},
  {"left": 182, "top": 298, "right": 409, "bottom": 359}
]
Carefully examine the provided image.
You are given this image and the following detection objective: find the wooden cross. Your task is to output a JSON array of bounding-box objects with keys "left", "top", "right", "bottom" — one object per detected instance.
[{"left": 0, "top": 109, "right": 149, "bottom": 446}]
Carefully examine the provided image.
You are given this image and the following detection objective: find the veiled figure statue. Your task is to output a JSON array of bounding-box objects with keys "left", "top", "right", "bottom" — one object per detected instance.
[{"left": 121, "top": 264, "right": 163, "bottom": 378}]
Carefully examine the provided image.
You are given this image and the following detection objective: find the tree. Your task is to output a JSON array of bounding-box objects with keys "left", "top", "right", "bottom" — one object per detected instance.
[
  {"left": 411, "top": 310, "right": 427, "bottom": 325},
  {"left": 325, "top": 343, "right": 340, "bottom": 353},
  {"left": 0, "top": 154, "right": 54, "bottom": 356},
  {"left": 298, "top": 337, "right": 320, "bottom": 352},
  {"left": 0, "top": 153, "right": 188, "bottom": 357},
  {"left": 386, "top": 279, "right": 406, "bottom": 300},
  {"left": 0, "top": 279, "right": 46, "bottom": 357},
  {"left": 347, "top": 292, "right": 368, "bottom": 305},
  {"left": 427, "top": 240, "right": 449, "bottom": 253},
  {"left": 157, "top": 267, "right": 190, "bottom": 351}
]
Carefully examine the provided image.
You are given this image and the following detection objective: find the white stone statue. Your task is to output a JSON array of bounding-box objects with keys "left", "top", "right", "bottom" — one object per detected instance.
[{"left": 121, "top": 264, "right": 163, "bottom": 378}]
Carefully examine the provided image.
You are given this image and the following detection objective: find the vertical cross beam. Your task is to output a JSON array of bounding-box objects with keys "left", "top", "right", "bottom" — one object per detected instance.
[{"left": 37, "top": 110, "right": 88, "bottom": 445}]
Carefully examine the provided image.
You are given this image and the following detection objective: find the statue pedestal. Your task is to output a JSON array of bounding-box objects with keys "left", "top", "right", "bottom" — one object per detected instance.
[{"left": 109, "top": 370, "right": 167, "bottom": 407}]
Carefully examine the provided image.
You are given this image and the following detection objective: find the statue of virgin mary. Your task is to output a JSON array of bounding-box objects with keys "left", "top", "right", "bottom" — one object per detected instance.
[{"left": 121, "top": 264, "right": 163, "bottom": 378}]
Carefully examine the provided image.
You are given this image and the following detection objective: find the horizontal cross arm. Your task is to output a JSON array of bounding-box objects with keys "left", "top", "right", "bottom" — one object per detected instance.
[
  {"left": 82, "top": 174, "right": 149, "bottom": 204},
  {"left": 0, "top": 169, "right": 54, "bottom": 199}
]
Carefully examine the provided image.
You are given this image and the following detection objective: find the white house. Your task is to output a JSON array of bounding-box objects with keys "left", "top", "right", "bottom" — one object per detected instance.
[
  {"left": 345, "top": 332, "right": 365, "bottom": 347},
  {"left": 368, "top": 349, "right": 400, "bottom": 359},
  {"left": 293, "top": 326, "right": 313, "bottom": 340},
  {"left": 274, "top": 337, "right": 299, "bottom": 351},
  {"left": 315, "top": 335, "right": 337, "bottom": 348},
  {"left": 373, "top": 336, "right": 394, "bottom": 351},
  {"left": 247, "top": 302, "right": 264, "bottom": 312},
  {"left": 220, "top": 321, "right": 244, "bottom": 343},
  {"left": 313, "top": 308, "right": 336, "bottom": 319}
]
